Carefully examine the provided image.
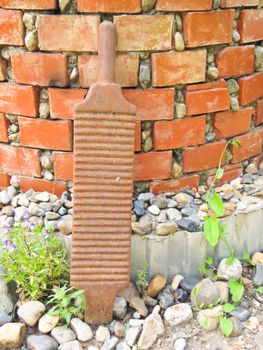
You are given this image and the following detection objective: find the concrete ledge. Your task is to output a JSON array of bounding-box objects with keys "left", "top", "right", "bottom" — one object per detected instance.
[{"left": 131, "top": 201, "right": 263, "bottom": 281}]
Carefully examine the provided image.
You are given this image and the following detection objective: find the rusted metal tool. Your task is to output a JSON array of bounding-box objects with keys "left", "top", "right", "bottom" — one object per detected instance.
[{"left": 71, "top": 21, "right": 136, "bottom": 324}]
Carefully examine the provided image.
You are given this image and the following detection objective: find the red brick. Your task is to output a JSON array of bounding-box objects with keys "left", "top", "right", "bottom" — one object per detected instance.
[
  {"left": 213, "top": 107, "right": 253, "bottom": 139},
  {"left": 134, "top": 151, "right": 172, "bottom": 181},
  {"left": 183, "top": 141, "right": 227, "bottom": 173},
  {"left": 0, "top": 83, "right": 39, "bottom": 117},
  {"left": 256, "top": 99, "right": 263, "bottom": 126},
  {"left": 0, "top": 0, "right": 57, "bottom": 9},
  {"left": 19, "top": 117, "right": 73, "bottom": 151},
  {"left": 123, "top": 89, "right": 174, "bottom": 121},
  {"left": 231, "top": 130, "right": 263, "bottom": 163},
  {"left": 0, "top": 144, "right": 41, "bottom": 177},
  {"left": 0, "top": 57, "right": 7, "bottom": 81},
  {"left": 11, "top": 52, "right": 68, "bottom": 87},
  {"left": 0, "top": 113, "right": 9, "bottom": 142},
  {"left": 38, "top": 15, "right": 99, "bottom": 52},
  {"left": 238, "top": 9, "right": 263, "bottom": 44},
  {"left": 79, "top": 54, "right": 139, "bottom": 88},
  {"left": 20, "top": 177, "right": 67, "bottom": 197},
  {"left": 207, "top": 164, "right": 243, "bottom": 186},
  {"left": 154, "top": 116, "right": 206, "bottom": 151},
  {"left": 152, "top": 50, "right": 206, "bottom": 87},
  {"left": 49, "top": 88, "right": 87, "bottom": 119},
  {"left": 221, "top": 0, "right": 259, "bottom": 7},
  {"left": 135, "top": 121, "right": 141, "bottom": 152},
  {"left": 183, "top": 10, "right": 234, "bottom": 47},
  {"left": 114, "top": 15, "right": 173, "bottom": 51},
  {"left": 185, "top": 80, "right": 230, "bottom": 115},
  {"left": 77, "top": 0, "right": 141, "bottom": 13},
  {"left": 216, "top": 46, "right": 255, "bottom": 78},
  {"left": 239, "top": 72, "right": 263, "bottom": 106},
  {"left": 150, "top": 175, "right": 200, "bottom": 195},
  {"left": 0, "top": 172, "right": 10, "bottom": 189},
  {"left": 156, "top": 0, "right": 212, "bottom": 11},
  {"left": 54, "top": 152, "right": 73, "bottom": 181},
  {"left": 0, "top": 9, "right": 23, "bottom": 46}
]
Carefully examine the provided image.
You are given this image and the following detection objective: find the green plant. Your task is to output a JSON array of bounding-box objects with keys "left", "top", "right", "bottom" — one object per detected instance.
[
  {"left": 228, "top": 278, "right": 244, "bottom": 302},
  {"left": 48, "top": 285, "right": 85, "bottom": 325},
  {"left": 136, "top": 261, "right": 149, "bottom": 294},
  {"left": 256, "top": 287, "right": 263, "bottom": 294},
  {"left": 219, "top": 303, "right": 236, "bottom": 337},
  {"left": 0, "top": 213, "right": 69, "bottom": 301},
  {"left": 242, "top": 252, "right": 255, "bottom": 266}
]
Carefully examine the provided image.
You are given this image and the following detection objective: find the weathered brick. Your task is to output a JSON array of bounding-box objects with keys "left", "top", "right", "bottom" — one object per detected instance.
[
  {"left": 152, "top": 50, "right": 206, "bottom": 87},
  {"left": 0, "top": 172, "right": 10, "bottom": 189},
  {"left": 135, "top": 121, "right": 141, "bottom": 152},
  {"left": 77, "top": 0, "right": 141, "bottom": 13},
  {"left": 231, "top": 131, "right": 263, "bottom": 163},
  {"left": 156, "top": 0, "right": 212, "bottom": 11},
  {"left": 216, "top": 46, "right": 255, "bottom": 78},
  {"left": 150, "top": 175, "right": 200, "bottom": 195},
  {"left": 19, "top": 117, "right": 73, "bottom": 151},
  {"left": 11, "top": 52, "right": 68, "bottom": 87},
  {"left": 49, "top": 88, "right": 87, "bottom": 119},
  {"left": 256, "top": 99, "right": 263, "bottom": 126},
  {"left": 183, "top": 141, "right": 227, "bottom": 172},
  {"left": 154, "top": 116, "right": 206, "bottom": 151},
  {"left": 0, "top": 83, "right": 39, "bottom": 117},
  {"left": 221, "top": 0, "right": 259, "bottom": 7},
  {"left": 213, "top": 107, "right": 253, "bottom": 139},
  {"left": 0, "top": 0, "right": 57, "bottom": 9},
  {"left": 183, "top": 10, "right": 234, "bottom": 47},
  {"left": 79, "top": 54, "right": 139, "bottom": 88},
  {"left": 185, "top": 80, "right": 230, "bottom": 115},
  {"left": 54, "top": 152, "right": 73, "bottom": 181},
  {"left": 238, "top": 9, "right": 263, "bottom": 44},
  {"left": 239, "top": 71, "right": 263, "bottom": 106},
  {"left": 0, "top": 113, "right": 9, "bottom": 142},
  {"left": 0, "top": 57, "right": 7, "bottom": 81},
  {"left": 20, "top": 177, "right": 67, "bottom": 196},
  {"left": 38, "top": 15, "right": 99, "bottom": 52},
  {"left": 0, "top": 9, "right": 23, "bottom": 46},
  {"left": 114, "top": 15, "right": 173, "bottom": 51},
  {"left": 0, "top": 144, "right": 41, "bottom": 177},
  {"left": 134, "top": 151, "right": 172, "bottom": 181},
  {"left": 207, "top": 164, "right": 243, "bottom": 186}
]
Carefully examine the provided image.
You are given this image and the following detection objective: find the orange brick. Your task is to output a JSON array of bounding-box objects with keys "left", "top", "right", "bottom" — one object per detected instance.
[
  {"left": 0, "top": 113, "right": 9, "bottom": 142},
  {"left": 0, "top": 57, "right": 7, "bottom": 81},
  {"left": 135, "top": 121, "right": 141, "bottom": 152},
  {"left": 183, "top": 10, "right": 234, "bottom": 47},
  {"left": 156, "top": 0, "right": 212, "bottom": 11},
  {"left": 49, "top": 88, "right": 87, "bottom": 119},
  {"left": 134, "top": 151, "right": 172, "bottom": 181},
  {"left": 19, "top": 117, "right": 73, "bottom": 151},
  {"left": 213, "top": 107, "right": 253, "bottom": 139},
  {"left": 114, "top": 15, "right": 173, "bottom": 51},
  {"left": 154, "top": 116, "right": 206, "bottom": 151},
  {"left": 207, "top": 164, "right": 243, "bottom": 186},
  {"left": 0, "top": 172, "right": 10, "bottom": 189},
  {"left": 20, "top": 177, "right": 67, "bottom": 197},
  {"left": 54, "top": 152, "right": 73, "bottom": 181},
  {"left": 0, "top": 0, "right": 57, "bottom": 9},
  {"left": 183, "top": 141, "right": 227, "bottom": 172},
  {"left": 238, "top": 9, "right": 263, "bottom": 44},
  {"left": 221, "top": 0, "right": 259, "bottom": 6},
  {"left": 77, "top": 0, "right": 141, "bottom": 13},
  {"left": 152, "top": 50, "right": 206, "bottom": 87},
  {"left": 185, "top": 80, "right": 230, "bottom": 115},
  {"left": 0, "top": 9, "right": 23, "bottom": 46},
  {"left": 239, "top": 72, "right": 263, "bottom": 106},
  {"left": 79, "top": 54, "right": 139, "bottom": 88},
  {"left": 11, "top": 52, "right": 68, "bottom": 87},
  {"left": 0, "top": 144, "right": 41, "bottom": 177},
  {"left": 216, "top": 46, "right": 255, "bottom": 78},
  {"left": 123, "top": 88, "right": 174, "bottom": 121},
  {"left": 38, "top": 15, "right": 99, "bottom": 52},
  {"left": 231, "top": 131, "right": 263, "bottom": 163},
  {"left": 150, "top": 175, "right": 200, "bottom": 195},
  {"left": 0, "top": 83, "right": 39, "bottom": 117},
  {"left": 256, "top": 99, "right": 263, "bottom": 126}
]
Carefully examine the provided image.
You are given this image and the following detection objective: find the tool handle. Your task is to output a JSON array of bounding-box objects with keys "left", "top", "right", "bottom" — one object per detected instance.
[{"left": 97, "top": 21, "right": 117, "bottom": 84}]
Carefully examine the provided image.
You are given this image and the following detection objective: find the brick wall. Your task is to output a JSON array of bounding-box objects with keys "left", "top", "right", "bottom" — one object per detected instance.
[{"left": 0, "top": 0, "right": 262, "bottom": 196}]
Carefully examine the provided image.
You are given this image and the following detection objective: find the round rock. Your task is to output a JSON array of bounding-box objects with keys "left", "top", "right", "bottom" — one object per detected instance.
[
  {"left": 146, "top": 275, "right": 167, "bottom": 298},
  {"left": 113, "top": 297, "right": 127, "bottom": 319},
  {"left": 164, "top": 303, "right": 193, "bottom": 326},
  {"left": 0, "top": 323, "right": 26, "bottom": 348},
  {"left": 217, "top": 258, "right": 242, "bottom": 280},
  {"left": 191, "top": 278, "right": 220, "bottom": 308},
  {"left": 27, "top": 335, "right": 58, "bottom": 350},
  {"left": 38, "top": 313, "right": 59, "bottom": 334},
  {"left": 17, "top": 301, "right": 45, "bottom": 327},
  {"left": 70, "top": 318, "right": 93, "bottom": 342},
  {"left": 51, "top": 326, "right": 76, "bottom": 345}
]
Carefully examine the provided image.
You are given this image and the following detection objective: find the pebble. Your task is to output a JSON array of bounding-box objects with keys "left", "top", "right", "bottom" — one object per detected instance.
[
  {"left": 146, "top": 275, "right": 167, "bottom": 298},
  {"left": 143, "top": 296, "right": 158, "bottom": 307},
  {"left": 0, "top": 270, "right": 15, "bottom": 314},
  {"left": 171, "top": 275, "right": 184, "bottom": 292},
  {"left": 164, "top": 303, "right": 193, "bottom": 326},
  {"left": 214, "top": 281, "right": 229, "bottom": 303},
  {"left": 58, "top": 216, "right": 72, "bottom": 235},
  {"left": 0, "top": 312, "right": 11, "bottom": 326},
  {"left": 96, "top": 326, "right": 110, "bottom": 343},
  {"left": 236, "top": 200, "right": 248, "bottom": 211},
  {"left": 158, "top": 289, "right": 174, "bottom": 310},
  {"left": 138, "top": 313, "right": 164, "bottom": 349},
  {"left": 17, "top": 301, "right": 45, "bottom": 327},
  {"left": 70, "top": 318, "right": 93, "bottom": 342},
  {"left": 58, "top": 340, "right": 82, "bottom": 350},
  {"left": 114, "top": 321, "right": 125, "bottom": 338},
  {"left": 148, "top": 205, "right": 160, "bottom": 215},
  {"left": 139, "top": 62, "right": 150, "bottom": 89},
  {"left": 101, "top": 336, "right": 119, "bottom": 350},
  {"left": 252, "top": 252, "right": 263, "bottom": 265},
  {"left": 176, "top": 218, "right": 198, "bottom": 232},
  {"left": 229, "top": 306, "right": 251, "bottom": 322},
  {"left": 27, "top": 335, "right": 58, "bottom": 350},
  {"left": 0, "top": 323, "right": 26, "bottom": 348},
  {"left": 35, "top": 191, "right": 50, "bottom": 202},
  {"left": 174, "top": 32, "right": 185, "bottom": 51},
  {"left": 230, "top": 316, "right": 243, "bottom": 337},
  {"left": 191, "top": 278, "right": 220, "bottom": 308},
  {"left": 130, "top": 297, "right": 148, "bottom": 317},
  {"left": 59, "top": 0, "right": 71, "bottom": 12},
  {"left": 113, "top": 297, "right": 127, "bottom": 319},
  {"left": 38, "top": 313, "right": 59, "bottom": 333},
  {"left": 253, "top": 264, "right": 263, "bottom": 287},
  {"left": 116, "top": 342, "right": 130, "bottom": 350},
  {"left": 125, "top": 326, "right": 142, "bottom": 347},
  {"left": 51, "top": 326, "right": 76, "bottom": 345},
  {"left": 175, "top": 103, "right": 186, "bottom": 119},
  {"left": 131, "top": 221, "right": 152, "bottom": 235},
  {"left": 138, "top": 193, "right": 154, "bottom": 202},
  {"left": 174, "top": 338, "right": 187, "bottom": 350},
  {"left": 180, "top": 277, "right": 201, "bottom": 293},
  {"left": 25, "top": 30, "right": 38, "bottom": 51},
  {"left": 197, "top": 306, "right": 223, "bottom": 331},
  {"left": 156, "top": 222, "right": 178, "bottom": 236},
  {"left": 167, "top": 208, "right": 182, "bottom": 222},
  {"left": 117, "top": 283, "right": 140, "bottom": 303},
  {"left": 174, "top": 289, "right": 188, "bottom": 303},
  {"left": 133, "top": 200, "right": 145, "bottom": 216},
  {"left": 217, "top": 258, "right": 243, "bottom": 280}
]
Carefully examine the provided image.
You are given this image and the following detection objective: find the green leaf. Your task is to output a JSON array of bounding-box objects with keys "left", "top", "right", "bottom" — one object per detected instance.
[
  {"left": 230, "top": 139, "right": 242, "bottom": 148},
  {"left": 204, "top": 216, "right": 220, "bottom": 247},
  {"left": 206, "top": 256, "right": 214, "bottom": 265},
  {"left": 220, "top": 317, "right": 233, "bottom": 337},
  {"left": 208, "top": 192, "right": 225, "bottom": 217},
  {"left": 242, "top": 252, "right": 255, "bottom": 266},
  {"left": 223, "top": 303, "right": 236, "bottom": 313},
  {"left": 200, "top": 263, "right": 207, "bottom": 276},
  {"left": 228, "top": 278, "right": 244, "bottom": 303},
  {"left": 256, "top": 287, "right": 263, "bottom": 294},
  {"left": 218, "top": 223, "right": 227, "bottom": 237},
  {"left": 216, "top": 167, "right": 224, "bottom": 180},
  {"left": 226, "top": 255, "right": 235, "bottom": 266},
  {"left": 200, "top": 316, "right": 209, "bottom": 329}
]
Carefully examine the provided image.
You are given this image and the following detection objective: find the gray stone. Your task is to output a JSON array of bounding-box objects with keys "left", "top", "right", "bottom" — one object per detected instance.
[
  {"left": 148, "top": 205, "right": 160, "bottom": 215},
  {"left": 117, "top": 283, "right": 140, "bottom": 303},
  {"left": 1, "top": 206, "right": 14, "bottom": 217},
  {"left": 51, "top": 326, "right": 76, "bottom": 345},
  {"left": 0, "top": 312, "right": 11, "bottom": 326},
  {"left": 191, "top": 278, "right": 220, "bottom": 308},
  {"left": 0, "top": 268, "right": 15, "bottom": 314},
  {"left": 39, "top": 202, "right": 54, "bottom": 212},
  {"left": 197, "top": 306, "right": 223, "bottom": 331},
  {"left": 130, "top": 297, "right": 148, "bottom": 317},
  {"left": 114, "top": 321, "right": 125, "bottom": 338},
  {"left": 58, "top": 216, "right": 72, "bottom": 235},
  {"left": 0, "top": 323, "right": 26, "bottom": 348},
  {"left": 25, "top": 30, "right": 38, "bottom": 51},
  {"left": 45, "top": 219, "right": 58, "bottom": 231},
  {"left": 23, "top": 13, "right": 36, "bottom": 31},
  {"left": 142, "top": 0, "right": 156, "bottom": 12},
  {"left": 164, "top": 303, "right": 193, "bottom": 326},
  {"left": 27, "top": 335, "right": 58, "bottom": 350},
  {"left": 101, "top": 336, "right": 119, "bottom": 350},
  {"left": 46, "top": 212, "right": 61, "bottom": 220},
  {"left": 156, "top": 222, "right": 178, "bottom": 236},
  {"left": 35, "top": 191, "right": 50, "bottom": 202},
  {"left": 181, "top": 207, "right": 196, "bottom": 217},
  {"left": 174, "top": 338, "right": 187, "bottom": 350},
  {"left": 227, "top": 79, "right": 239, "bottom": 94},
  {"left": 38, "top": 313, "right": 59, "bottom": 334},
  {"left": 131, "top": 221, "right": 152, "bottom": 235},
  {"left": 217, "top": 258, "right": 242, "bottom": 280},
  {"left": 253, "top": 264, "right": 263, "bottom": 287},
  {"left": 116, "top": 342, "right": 130, "bottom": 350},
  {"left": 230, "top": 97, "right": 240, "bottom": 111},
  {"left": 229, "top": 306, "right": 251, "bottom": 322},
  {"left": 17, "top": 301, "right": 45, "bottom": 327},
  {"left": 158, "top": 289, "right": 174, "bottom": 310},
  {"left": 138, "top": 313, "right": 164, "bottom": 349},
  {"left": 96, "top": 326, "right": 110, "bottom": 343},
  {"left": 70, "top": 318, "right": 93, "bottom": 342},
  {"left": 31, "top": 206, "right": 45, "bottom": 217},
  {"left": 175, "top": 103, "right": 186, "bottom": 119},
  {"left": 230, "top": 316, "right": 243, "bottom": 337},
  {"left": 232, "top": 30, "right": 240, "bottom": 42},
  {"left": 125, "top": 326, "right": 141, "bottom": 347},
  {"left": 138, "top": 193, "right": 154, "bottom": 202},
  {"left": 175, "top": 288, "right": 189, "bottom": 302},
  {"left": 39, "top": 101, "right": 50, "bottom": 118},
  {"left": 150, "top": 194, "right": 167, "bottom": 209},
  {"left": 58, "top": 340, "right": 82, "bottom": 350},
  {"left": 180, "top": 277, "right": 201, "bottom": 292},
  {"left": 0, "top": 190, "right": 11, "bottom": 205},
  {"left": 214, "top": 281, "right": 229, "bottom": 303},
  {"left": 206, "top": 132, "right": 216, "bottom": 142},
  {"left": 133, "top": 200, "right": 145, "bottom": 216},
  {"left": 167, "top": 198, "right": 178, "bottom": 208},
  {"left": 58, "top": 207, "right": 68, "bottom": 216},
  {"left": 207, "top": 66, "right": 218, "bottom": 80},
  {"left": 143, "top": 296, "right": 158, "bottom": 307},
  {"left": 167, "top": 208, "right": 182, "bottom": 222},
  {"left": 113, "top": 297, "right": 127, "bottom": 319},
  {"left": 139, "top": 62, "right": 151, "bottom": 89},
  {"left": 174, "top": 32, "right": 185, "bottom": 51},
  {"left": 176, "top": 219, "right": 198, "bottom": 232}
]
